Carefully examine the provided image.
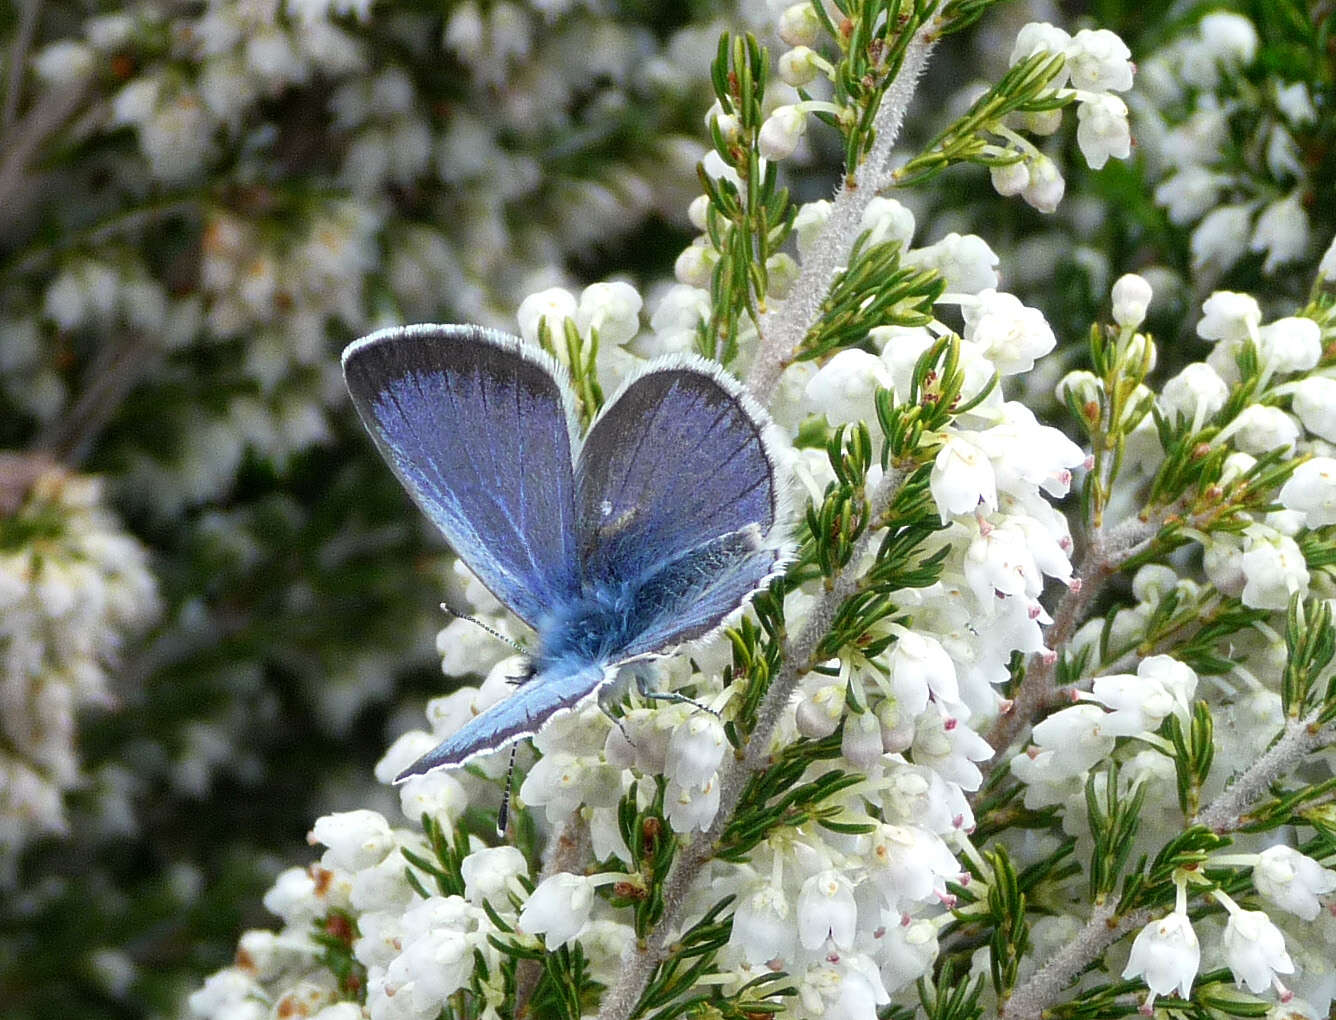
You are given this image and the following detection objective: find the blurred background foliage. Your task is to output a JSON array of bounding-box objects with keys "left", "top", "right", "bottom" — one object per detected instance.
[{"left": 0, "top": 0, "right": 1330, "bottom": 1016}]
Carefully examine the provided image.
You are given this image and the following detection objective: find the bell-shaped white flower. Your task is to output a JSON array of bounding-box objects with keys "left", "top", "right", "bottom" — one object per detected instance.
[
  {"left": 758, "top": 104, "right": 807, "bottom": 161},
  {"left": 1066, "top": 28, "right": 1134, "bottom": 91},
  {"left": 878, "top": 916, "right": 940, "bottom": 992},
  {"left": 576, "top": 281, "right": 642, "bottom": 347},
  {"left": 310, "top": 810, "right": 395, "bottom": 873},
  {"left": 797, "top": 869, "right": 858, "bottom": 950},
  {"left": 730, "top": 879, "right": 796, "bottom": 964},
  {"left": 931, "top": 435, "right": 997, "bottom": 522},
  {"left": 1239, "top": 525, "right": 1309, "bottom": 611},
  {"left": 516, "top": 286, "right": 577, "bottom": 346},
  {"left": 1197, "top": 291, "right": 1262, "bottom": 343},
  {"left": 805, "top": 348, "right": 894, "bottom": 426},
  {"left": 1123, "top": 908, "right": 1200, "bottom": 1003},
  {"left": 1111, "top": 273, "right": 1153, "bottom": 328},
  {"left": 1256, "top": 316, "right": 1321, "bottom": 374},
  {"left": 517, "top": 873, "right": 597, "bottom": 948},
  {"left": 1253, "top": 845, "right": 1336, "bottom": 920},
  {"left": 1280, "top": 457, "right": 1336, "bottom": 527},
  {"left": 901, "top": 232, "right": 1000, "bottom": 294},
  {"left": 1289, "top": 379, "right": 1336, "bottom": 442},
  {"left": 1221, "top": 904, "right": 1294, "bottom": 993},
  {"left": 665, "top": 713, "right": 727, "bottom": 789},
  {"left": 460, "top": 845, "right": 528, "bottom": 908},
  {"left": 1159, "top": 363, "right": 1228, "bottom": 427},
  {"left": 1076, "top": 94, "right": 1131, "bottom": 170},
  {"left": 961, "top": 290, "right": 1056, "bottom": 375}
]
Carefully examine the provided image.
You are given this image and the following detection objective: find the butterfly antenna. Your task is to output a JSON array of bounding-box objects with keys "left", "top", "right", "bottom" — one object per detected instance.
[
  {"left": 496, "top": 744, "right": 519, "bottom": 839},
  {"left": 440, "top": 602, "right": 525, "bottom": 653}
]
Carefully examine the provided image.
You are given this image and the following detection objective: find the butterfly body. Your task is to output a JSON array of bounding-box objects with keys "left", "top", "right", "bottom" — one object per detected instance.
[{"left": 343, "top": 324, "right": 787, "bottom": 781}]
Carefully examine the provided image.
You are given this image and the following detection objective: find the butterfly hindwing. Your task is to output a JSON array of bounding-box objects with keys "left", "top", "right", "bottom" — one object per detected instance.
[
  {"left": 615, "top": 527, "right": 782, "bottom": 660},
  {"left": 343, "top": 325, "right": 581, "bottom": 630},
  {"left": 575, "top": 358, "right": 781, "bottom": 595},
  {"left": 394, "top": 660, "right": 606, "bottom": 780}
]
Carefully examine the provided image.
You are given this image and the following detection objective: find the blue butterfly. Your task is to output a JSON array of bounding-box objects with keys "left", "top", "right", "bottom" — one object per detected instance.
[{"left": 342, "top": 324, "right": 787, "bottom": 781}]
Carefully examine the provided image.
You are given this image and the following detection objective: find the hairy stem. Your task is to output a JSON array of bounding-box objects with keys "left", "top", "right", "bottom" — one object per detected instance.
[{"left": 747, "top": 24, "right": 940, "bottom": 405}]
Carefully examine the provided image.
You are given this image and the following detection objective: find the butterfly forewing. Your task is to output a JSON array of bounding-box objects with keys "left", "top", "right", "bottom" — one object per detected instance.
[{"left": 343, "top": 325, "right": 581, "bottom": 630}]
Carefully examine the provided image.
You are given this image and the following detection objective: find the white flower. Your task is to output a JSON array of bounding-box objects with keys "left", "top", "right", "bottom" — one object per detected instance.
[
  {"left": 961, "top": 290, "right": 1056, "bottom": 375},
  {"left": 1159, "top": 363, "right": 1228, "bottom": 426},
  {"left": 1123, "top": 910, "right": 1200, "bottom": 1001},
  {"left": 1090, "top": 655, "right": 1196, "bottom": 736},
  {"left": 460, "top": 845, "right": 528, "bottom": 907},
  {"left": 577, "top": 281, "right": 642, "bottom": 347},
  {"left": 310, "top": 810, "right": 395, "bottom": 872},
  {"left": 1253, "top": 845, "right": 1336, "bottom": 920},
  {"left": 798, "top": 870, "right": 858, "bottom": 950},
  {"left": 1257, "top": 316, "right": 1321, "bottom": 374},
  {"left": 758, "top": 105, "right": 808, "bottom": 161},
  {"left": 517, "top": 873, "right": 596, "bottom": 948},
  {"left": 879, "top": 917, "right": 939, "bottom": 992},
  {"left": 1290, "top": 378, "right": 1336, "bottom": 442},
  {"left": 1239, "top": 526, "right": 1309, "bottom": 611},
  {"left": 903, "top": 232, "right": 999, "bottom": 293},
  {"left": 1198, "top": 291, "right": 1262, "bottom": 344},
  {"left": 1076, "top": 94, "right": 1131, "bottom": 170},
  {"left": 805, "top": 349, "right": 893, "bottom": 426},
  {"left": 1221, "top": 907, "right": 1294, "bottom": 993},
  {"left": 887, "top": 631, "right": 956, "bottom": 712},
  {"left": 1192, "top": 204, "right": 1253, "bottom": 271},
  {"left": 1066, "top": 28, "right": 1134, "bottom": 92},
  {"left": 1010, "top": 23, "right": 1073, "bottom": 79},
  {"left": 1276, "top": 82, "right": 1316, "bottom": 125},
  {"left": 516, "top": 287, "right": 577, "bottom": 346},
  {"left": 1156, "top": 166, "right": 1227, "bottom": 226},
  {"left": 665, "top": 713, "right": 726, "bottom": 789},
  {"left": 397, "top": 770, "right": 468, "bottom": 825},
  {"left": 912, "top": 712, "right": 992, "bottom": 790},
  {"left": 931, "top": 435, "right": 997, "bottom": 521},
  {"left": 1198, "top": 11, "right": 1259, "bottom": 68},
  {"left": 794, "top": 200, "right": 833, "bottom": 256},
  {"left": 1021, "top": 155, "right": 1065, "bottom": 213},
  {"left": 1111, "top": 273, "right": 1153, "bottom": 328},
  {"left": 860, "top": 197, "right": 915, "bottom": 250},
  {"left": 963, "top": 519, "right": 1043, "bottom": 604},
  {"left": 1028, "top": 704, "right": 1116, "bottom": 776},
  {"left": 730, "top": 880, "right": 796, "bottom": 963},
  {"left": 842, "top": 709, "right": 884, "bottom": 769},
  {"left": 1280, "top": 457, "right": 1336, "bottom": 527},
  {"left": 990, "top": 159, "right": 1030, "bottom": 198},
  {"left": 666, "top": 774, "right": 721, "bottom": 831},
  {"left": 867, "top": 824, "right": 960, "bottom": 912},
  {"left": 779, "top": 46, "right": 821, "bottom": 87},
  {"left": 1227, "top": 404, "right": 1298, "bottom": 456},
  {"left": 778, "top": 3, "right": 820, "bottom": 47},
  {"left": 1251, "top": 194, "right": 1310, "bottom": 273}
]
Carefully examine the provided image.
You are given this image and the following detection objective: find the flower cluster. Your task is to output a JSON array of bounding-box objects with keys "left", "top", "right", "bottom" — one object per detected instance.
[
  {"left": 1133, "top": 11, "right": 1325, "bottom": 279},
  {"left": 0, "top": 460, "right": 159, "bottom": 882}
]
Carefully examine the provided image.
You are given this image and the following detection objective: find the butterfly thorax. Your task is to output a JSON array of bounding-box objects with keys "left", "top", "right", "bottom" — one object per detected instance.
[{"left": 534, "top": 579, "right": 642, "bottom": 669}]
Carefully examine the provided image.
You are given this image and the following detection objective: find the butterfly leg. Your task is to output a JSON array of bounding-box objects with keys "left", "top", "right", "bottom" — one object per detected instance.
[{"left": 630, "top": 662, "right": 720, "bottom": 717}]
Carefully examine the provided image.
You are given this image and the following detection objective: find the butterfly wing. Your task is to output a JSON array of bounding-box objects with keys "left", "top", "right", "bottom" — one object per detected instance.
[
  {"left": 575, "top": 357, "right": 783, "bottom": 596},
  {"left": 394, "top": 659, "right": 606, "bottom": 780},
  {"left": 343, "top": 325, "right": 581, "bottom": 629},
  {"left": 615, "top": 527, "right": 782, "bottom": 660}
]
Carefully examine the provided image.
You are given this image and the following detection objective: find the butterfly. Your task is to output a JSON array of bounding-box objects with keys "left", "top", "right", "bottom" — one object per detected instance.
[{"left": 343, "top": 324, "right": 787, "bottom": 782}]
